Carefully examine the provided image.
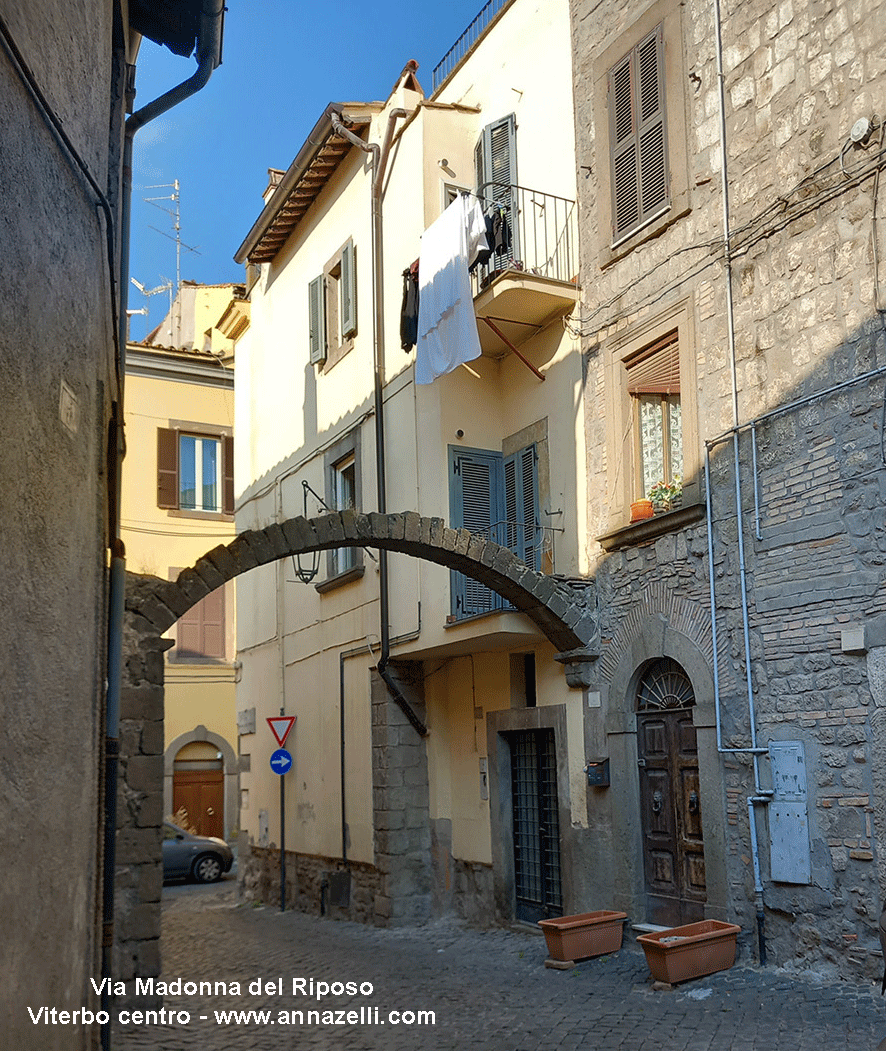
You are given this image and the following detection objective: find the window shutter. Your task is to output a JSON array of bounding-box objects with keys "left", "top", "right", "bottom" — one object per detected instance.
[
  {"left": 625, "top": 330, "right": 680, "bottom": 393},
  {"left": 609, "top": 25, "right": 669, "bottom": 242},
  {"left": 340, "top": 239, "right": 357, "bottom": 339},
  {"left": 450, "top": 448, "right": 502, "bottom": 618},
  {"left": 308, "top": 274, "right": 326, "bottom": 364},
  {"left": 157, "top": 427, "right": 179, "bottom": 509},
  {"left": 222, "top": 434, "right": 234, "bottom": 514},
  {"left": 476, "top": 114, "right": 519, "bottom": 263},
  {"left": 178, "top": 586, "right": 226, "bottom": 659},
  {"left": 503, "top": 444, "right": 540, "bottom": 571}
]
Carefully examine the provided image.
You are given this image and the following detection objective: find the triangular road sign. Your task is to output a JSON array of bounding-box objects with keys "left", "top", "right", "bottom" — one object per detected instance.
[{"left": 267, "top": 715, "right": 296, "bottom": 747}]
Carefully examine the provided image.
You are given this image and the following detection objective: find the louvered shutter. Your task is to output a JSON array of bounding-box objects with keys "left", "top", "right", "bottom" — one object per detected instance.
[
  {"left": 450, "top": 448, "right": 502, "bottom": 618},
  {"left": 504, "top": 444, "right": 540, "bottom": 572},
  {"left": 178, "top": 586, "right": 226, "bottom": 659},
  {"left": 222, "top": 435, "right": 234, "bottom": 514},
  {"left": 340, "top": 239, "right": 357, "bottom": 338},
  {"left": 608, "top": 25, "right": 669, "bottom": 242},
  {"left": 157, "top": 427, "right": 179, "bottom": 509},
  {"left": 476, "top": 114, "right": 519, "bottom": 264},
  {"left": 308, "top": 274, "right": 326, "bottom": 364}
]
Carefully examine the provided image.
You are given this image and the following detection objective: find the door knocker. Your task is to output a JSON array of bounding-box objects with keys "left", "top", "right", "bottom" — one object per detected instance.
[
  {"left": 652, "top": 789, "right": 663, "bottom": 814},
  {"left": 688, "top": 791, "right": 699, "bottom": 815}
]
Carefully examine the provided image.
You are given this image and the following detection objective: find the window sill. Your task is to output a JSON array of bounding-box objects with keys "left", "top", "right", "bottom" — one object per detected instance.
[
  {"left": 597, "top": 501, "right": 706, "bottom": 552},
  {"left": 314, "top": 564, "right": 365, "bottom": 594},
  {"left": 167, "top": 508, "right": 234, "bottom": 522}
]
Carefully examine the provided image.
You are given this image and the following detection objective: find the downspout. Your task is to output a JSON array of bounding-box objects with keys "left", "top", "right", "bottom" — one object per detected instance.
[
  {"left": 710, "top": 0, "right": 771, "bottom": 966},
  {"left": 330, "top": 108, "right": 426, "bottom": 734},
  {"left": 101, "top": 6, "right": 224, "bottom": 1048}
]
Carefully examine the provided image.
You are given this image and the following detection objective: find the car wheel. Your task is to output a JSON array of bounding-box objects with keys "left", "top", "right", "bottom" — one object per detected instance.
[{"left": 192, "top": 853, "right": 223, "bottom": 883}]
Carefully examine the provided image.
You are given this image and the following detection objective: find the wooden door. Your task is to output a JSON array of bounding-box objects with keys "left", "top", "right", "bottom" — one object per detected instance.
[
  {"left": 637, "top": 696, "right": 706, "bottom": 927},
  {"left": 173, "top": 769, "right": 224, "bottom": 839}
]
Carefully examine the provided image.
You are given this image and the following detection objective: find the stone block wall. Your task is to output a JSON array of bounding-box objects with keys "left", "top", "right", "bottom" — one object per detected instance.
[
  {"left": 371, "top": 663, "right": 433, "bottom": 925},
  {"left": 571, "top": 0, "right": 886, "bottom": 978},
  {"left": 114, "top": 575, "right": 170, "bottom": 1002}
]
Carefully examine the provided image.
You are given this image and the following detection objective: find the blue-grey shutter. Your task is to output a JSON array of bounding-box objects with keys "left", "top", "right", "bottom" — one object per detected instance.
[
  {"left": 449, "top": 447, "right": 502, "bottom": 618},
  {"left": 340, "top": 239, "right": 357, "bottom": 338},
  {"left": 609, "top": 25, "right": 668, "bottom": 243},
  {"left": 476, "top": 114, "right": 519, "bottom": 265},
  {"left": 503, "top": 444, "right": 540, "bottom": 571},
  {"left": 308, "top": 274, "right": 326, "bottom": 364}
]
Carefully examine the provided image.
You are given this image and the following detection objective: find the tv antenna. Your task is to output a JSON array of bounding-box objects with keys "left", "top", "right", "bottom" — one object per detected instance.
[{"left": 143, "top": 179, "right": 201, "bottom": 294}]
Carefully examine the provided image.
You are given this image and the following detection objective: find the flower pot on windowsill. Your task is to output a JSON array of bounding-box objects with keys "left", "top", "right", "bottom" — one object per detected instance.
[
  {"left": 630, "top": 499, "right": 655, "bottom": 523},
  {"left": 538, "top": 911, "right": 628, "bottom": 962},
  {"left": 637, "top": 920, "right": 741, "bottom": 984}
]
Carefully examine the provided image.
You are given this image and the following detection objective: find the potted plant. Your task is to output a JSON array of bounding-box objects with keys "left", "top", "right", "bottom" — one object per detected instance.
[
  {"left": 538, "top": 910, "right": 628, "bottom": 962},
  {"left": 648, "top": 477, "right": 683, "bottom": 514},
  {"left": 637, "top": 919, "right": 740, "bottom": 983},
  {"left": 630, "top": 498, "right": 655, "bottom": 522}
]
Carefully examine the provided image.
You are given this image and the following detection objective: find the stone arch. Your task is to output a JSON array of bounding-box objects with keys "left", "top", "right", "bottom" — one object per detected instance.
[
  {"left": 126, "top": 510, "right": 600, "bottom": 677},
  {"left": 164, "top": 725, "right": 238, "bottom": 841}
]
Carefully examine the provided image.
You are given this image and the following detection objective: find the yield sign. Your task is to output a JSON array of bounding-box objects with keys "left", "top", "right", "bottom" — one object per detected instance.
[{"left": 267, "top": 715, "right": 296, "bottom": 747}]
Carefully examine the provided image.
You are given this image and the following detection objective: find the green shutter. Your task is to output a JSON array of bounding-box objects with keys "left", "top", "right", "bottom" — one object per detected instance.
[
  {"left": 340, "top": 239, "right": 357, "bottom": 338},
  {"left": 449, "top": 447, "right": 502, "bottom": 619},
  {"left": 308, "top": 274, "right": 326, "bottom": 364},
  {"left": 504, "top": 444, "right": 540, "bottom": 571},
  {"left": 476, "top": 114, "right": 519, "bottom": 264}
]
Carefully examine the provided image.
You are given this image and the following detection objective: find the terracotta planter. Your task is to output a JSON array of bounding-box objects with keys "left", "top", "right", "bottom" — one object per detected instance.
[
  {"left": 637, "top": 920, "right": 741, "bottom": 984},
  {"left": 630, "top": 499, "right": 654, "bottom": 522},
  {"left": 538, "top": 910, "right": 628, "bottom": 962}
]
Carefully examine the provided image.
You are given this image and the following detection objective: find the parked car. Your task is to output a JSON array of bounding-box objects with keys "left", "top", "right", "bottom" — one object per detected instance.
[{"left": 162, "top": 821, "right": 234, "bottom": 883}]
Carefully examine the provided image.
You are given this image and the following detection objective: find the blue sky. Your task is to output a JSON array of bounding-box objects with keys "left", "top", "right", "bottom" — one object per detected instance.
[{"left": 128, "top": 0, "right": 492, "bottom": 339}]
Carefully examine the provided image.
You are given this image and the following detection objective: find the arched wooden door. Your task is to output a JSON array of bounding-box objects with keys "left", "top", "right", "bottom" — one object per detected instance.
[
  {"left": 172, "top": 742, "right": 224, "bottom": 839},
  {"left": 636, "top": 658, "right": 706, "bottom": 926}
]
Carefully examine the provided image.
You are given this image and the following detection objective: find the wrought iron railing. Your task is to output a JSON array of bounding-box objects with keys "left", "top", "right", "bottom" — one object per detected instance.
[
  {"left": 470, "top": 183, "right": 578, "bottom": 297},
  {"left": 432, "top": 0, "right": 510, "bottom": 92}
]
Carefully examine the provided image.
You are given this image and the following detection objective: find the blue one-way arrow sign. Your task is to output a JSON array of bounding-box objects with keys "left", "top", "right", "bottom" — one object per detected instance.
[{"left": 270, "top": 748, "right": 292, "bottom": 775}]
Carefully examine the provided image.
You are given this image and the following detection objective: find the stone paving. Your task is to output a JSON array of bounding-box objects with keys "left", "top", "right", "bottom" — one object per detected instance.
[{"left": 117, "top": 881, "right": 886, "bottom": 1050}]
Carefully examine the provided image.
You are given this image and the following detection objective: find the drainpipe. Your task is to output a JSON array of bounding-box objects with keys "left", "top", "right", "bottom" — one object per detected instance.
[
  {"left": 330, "top": 107, "right": 410, "bottom": 690},
  {"left": 101, "top": 7, "right": 224, "bottom": 1049},
  {"left": 710, "top": 0, "right": 772, "bottom": 967}
]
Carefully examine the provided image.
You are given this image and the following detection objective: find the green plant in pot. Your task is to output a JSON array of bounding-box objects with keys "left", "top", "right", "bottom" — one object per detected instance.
[{"left": 648, "top": 477, "right": 682, "bottom": 514}]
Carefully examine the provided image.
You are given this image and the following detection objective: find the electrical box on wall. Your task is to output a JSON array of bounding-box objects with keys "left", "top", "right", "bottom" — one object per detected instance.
[
  {"left": 768, "top": 740, "right": 812, "bottom": 884},
  {"left": 586, "top": 758, "right": 610, "bottom": 787}
]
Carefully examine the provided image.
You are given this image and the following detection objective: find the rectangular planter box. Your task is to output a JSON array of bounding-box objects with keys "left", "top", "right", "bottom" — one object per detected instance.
[
  {"left": 538, "top": 910, "right": 628, "bottom": 962},
  {"left": 637, "top": 920, "right": 741, "bottom": 984}
]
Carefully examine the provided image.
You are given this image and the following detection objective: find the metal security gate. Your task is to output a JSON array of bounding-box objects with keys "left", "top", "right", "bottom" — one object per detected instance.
[{"left": 510, "top": 729, "right": 562, "bottom": 922}]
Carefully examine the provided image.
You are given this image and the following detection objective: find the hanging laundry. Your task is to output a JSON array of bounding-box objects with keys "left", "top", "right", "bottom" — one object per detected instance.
[
  {"left": 470, "top": 207, "right": 512, "bottom": 272},
  {"left": 415, "top": 193, "right": 489, "bottom": 385},
  {"left": 400, "top": 260, "right": 419, "bottom": 351}
]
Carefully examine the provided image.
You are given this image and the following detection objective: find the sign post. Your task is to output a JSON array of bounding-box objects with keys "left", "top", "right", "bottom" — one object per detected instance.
[{"left": 268, "top": 716, "right": 295, "bottom": 912}]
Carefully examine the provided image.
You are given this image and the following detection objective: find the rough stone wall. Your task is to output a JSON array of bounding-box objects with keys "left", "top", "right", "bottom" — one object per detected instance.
[
  {"left": 0, "top": 3, "right": 121, "bottom": 1047},
  {"left": 371, "top": 664, "right": 433, "bottom": 925},
  {"left": 238, "top": 846, "right": 384, "bottom": 923},
  {"left": 571, "top": 0, "right": 886, "bottom": 979}
]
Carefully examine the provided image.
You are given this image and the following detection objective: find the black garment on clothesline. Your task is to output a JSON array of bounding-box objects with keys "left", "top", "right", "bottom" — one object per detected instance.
[
  {"left": 400, "top": 261, "right": 419, "bottom": 351},
  {"left": 470, "top": 208, "right": 512, "bottom": 272}
]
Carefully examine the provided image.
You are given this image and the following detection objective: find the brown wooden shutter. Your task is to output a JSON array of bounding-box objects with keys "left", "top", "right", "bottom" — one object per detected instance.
[
  {"left": 157, "top": 427, "right": 179, "bottom": 509},
  {"left": 222, "top": 434, "right": 234, "bottom": 514},
  {"left": 178, "top": 586, "right": 226, "bottom": 659},
  {"left": 625, "top": 331, "right": 680, "bottom": 393},
  {"left": 609, "top": 25, "right": 669, "bottom": 242}
]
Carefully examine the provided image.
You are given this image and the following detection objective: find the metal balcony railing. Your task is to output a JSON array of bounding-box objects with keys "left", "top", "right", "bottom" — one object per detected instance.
[
  {"left": 432, "top": 0, "right": 509, "bottom": 92},
  {"left": 470, "top": 183, "right": 578, "bottom": 298}
]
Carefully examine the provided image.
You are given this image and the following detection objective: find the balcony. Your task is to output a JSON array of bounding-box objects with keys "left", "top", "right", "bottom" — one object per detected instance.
[{"left": 470, "top": 183, "right": 579, "bottom": 361}]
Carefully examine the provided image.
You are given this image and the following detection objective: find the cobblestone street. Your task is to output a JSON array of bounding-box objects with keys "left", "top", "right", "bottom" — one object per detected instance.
[{"left": 115, "top": 880, "right": 886, "bottom": 1050}]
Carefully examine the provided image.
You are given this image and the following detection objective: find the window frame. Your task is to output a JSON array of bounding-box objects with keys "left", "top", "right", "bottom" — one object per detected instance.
[
  {"left": 592, "top": 0, "right": 690, "bottom": 268},
  {"left": 601, "top": 299, "right": 698, "bottom": 530},
  {"left": 309, "top": 238, "right": 357, "bottom": 372},
  {"left": 157, "top": 424, "right": 233, "bottom": 518},
  {"left": 316, "top": 429, "right": 364, "bottom": 592}
]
